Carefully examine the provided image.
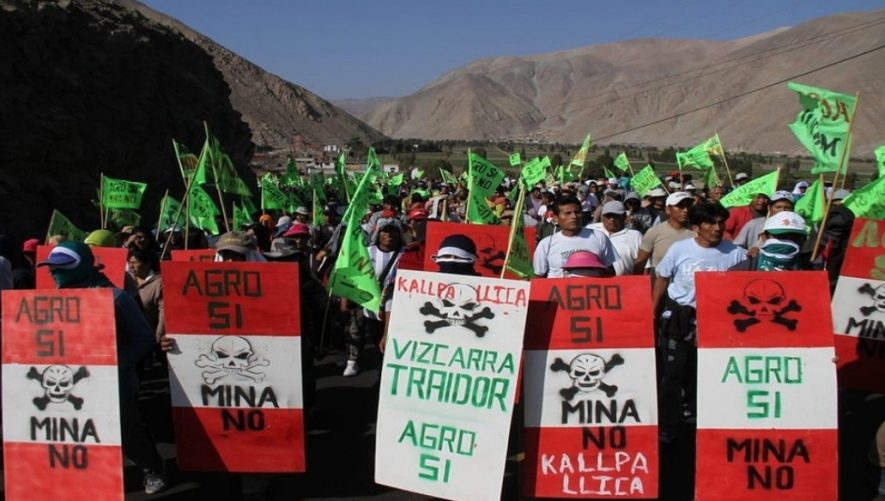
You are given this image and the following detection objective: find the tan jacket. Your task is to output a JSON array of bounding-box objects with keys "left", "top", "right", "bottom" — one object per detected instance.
[{"left": 136, "top": 273, "right": 164, "bottom": 341}]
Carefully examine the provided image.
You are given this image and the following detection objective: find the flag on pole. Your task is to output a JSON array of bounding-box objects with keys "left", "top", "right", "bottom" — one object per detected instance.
[
  {"left": 468, "top": 152, "right": 505, "bottom": 197},
  {"left": 614, "top": 153, "right": 632, "bottom": 172},
  {"left": 676, "top": 144, "right": 715, "bottom": 170},
  {"left": 101, "top": 175, "right": 147, "bottom": 209},
  {"left": 173, "top": 140, "right": 201, "bottom": 182},
  {"left": 503, "top": 187, "right": 533, "bottom": 279},
  {"left": 843, "top": 177, "right": 885, "bottom": 220},
  {"left": 312, "top": 191, "right": 324, "bottom": 226},
  {"left": 570, "top": 134, "right": 592, "bottom": 168},
  {"left": 720, "top": 170, "right": 780, "bottom": 209},
  {"left": 188, "top": 185, "right": 220, "bottom": 235},
  {"left": 241, "top": 196, "right": 259, "bottom": 216},
  {"left": 233, "top": 202, "right": 252, "bottom": 230},
  {"left": 158, "top": 194, "right": 185, "bottom": 233},
  {"left": 701, "top": 167, "right": 721, "bottom": 188},
  {"left": 440, "top": 168, "right": 458, "bottom": 185},
  {"left": 787, "top": 82, "right": 856, "bottom": 175},
  {"left": 603, "top": 166, "right": 616, "bottom": 180},
  {"left": 629, "top": 165, "right": 663, "bottom": 196},
  {"left": 793, "top": 177, "right": 826, "bottom": 226},
  {"left": 509, "top": 152, "right": 521, "bottom": 167},
  {"left": 521, "top": 158, "right": 546, "bottom": 186},
  {"left": 45, "top": 210, "right": 87, "bottom": 244},
  {"left": 703, "top": 134, "right": 725, "bottom": 156},
  {"left": 875, "top": 145, "right": 885, "bottom": 179},
  {"left": 261, "top": 175, "right": 288, "bottom": 210}
]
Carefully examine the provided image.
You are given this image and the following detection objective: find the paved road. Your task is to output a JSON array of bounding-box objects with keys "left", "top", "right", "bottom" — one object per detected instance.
[{"left": 3, "top": 348, "right": 883, "bottom": 500}]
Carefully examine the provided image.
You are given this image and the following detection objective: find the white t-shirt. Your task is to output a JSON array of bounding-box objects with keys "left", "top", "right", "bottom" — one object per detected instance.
[
  {"left": 656, "top": 238, "right": 747, "bottom": 308},
  {"left": 533, "top": 228, "right": 620, "bottom": 278},
  {"left": 364, "top": 246, "right": 400, "bottom": 317},
  {"left": 586, "top": 223, "right": 643, "bottom": 276}
]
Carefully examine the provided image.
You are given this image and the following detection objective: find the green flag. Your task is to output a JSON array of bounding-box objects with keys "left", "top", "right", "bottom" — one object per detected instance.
[
  {"left": 205, "top": 133, "right": 252, "bottom": 196},
  {"left": 101, "top": 175, "right": 147, "bottom": 209},
  {"left": 614, "top": 153, "right": 632, "bottom": 172},
  {"left": 327, "top": 160, "right": 383, "bottom": 312},
  {"left": 468, "top": 152, "right": 505, "bottom": 197},
  {"left": 158, "top": 195, "right": 186, "bottom": 233},
  {"left": 522, "top": 157, "right": 546, "bottom": 186},
  {"left": 261, "top": 175, "right": 288, "bottom": 210},
  {"left": 312, "top": 191, "right": 324, "bottom": 226},
  {"left": 414, "top": 168, "right": 425, "bottom": 180},
  {"left": 504, "top": 187, "right": 533, "bottom": 279},
  {"left": 629, "top": 165, "right": 663, "bottom": 196},
  {"left": 233, "top": 202, "right": 251, "bottom": 230},
  {"left": 173, "top": 140, "right": 201, "bottom": 182},
  {"left": 188, "top": 185, "right": 220, "bottom": 235},
  {"left": 701, "top": 167, "right": 721, "bottom": 189},
  {"left": 388, "top": 173, "right": 404, "bottom": 186},
  {"left": 843, "top": 177, "right": 885, "bottom": 220},
  {"left": 720, "top": 170, "right": 780, "bottom": 209},
  {"left": 603, "top": 166, "right": 616, "bottom": 180},
  {"left": 875, "top": 145, "right": 885, "bottom": 179},
  {"left": 570, "top": 134, "right": 592, "bottom": 168},
  {"left": 787, "top": 82, "right": 856, "bottom": 175},
  {"left": 467, "top": 190, "right": 497, "bottom": 224},
  {"left": 793, "top": 177, "right": 826, "bottom": 226},
  {"left": 106, "top": 208, "right": 140, "bottom": 229},
  {"left": 509, "top": 152, "right": 522, "bottom": 167},
  {"left": 440, "top": 168, "right": 458, "bottom": 185},
  {"left": 703, "top": 134, "right": 725, "bottom": 157},
  {"left": 241, "top": 196, "right": 259, "bottom": 216},
  {"left": 45, "top": 210, "right": 87, "bottom": 244},
  {"left": 676, "top": 143, "right": 715, "bottom": 170},
  {"left": 286, "top": 191, "right": 305, "bottom": 214}
]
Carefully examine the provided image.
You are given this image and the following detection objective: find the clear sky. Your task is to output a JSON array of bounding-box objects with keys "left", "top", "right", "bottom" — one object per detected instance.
[{"left": 140, "top": 0, "right": 883, "bottom": 100}]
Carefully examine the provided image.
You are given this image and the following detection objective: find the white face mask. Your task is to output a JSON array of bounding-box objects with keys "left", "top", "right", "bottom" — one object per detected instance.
[{"left": 564, "top": 268, "right": 606, "bottom": 278}]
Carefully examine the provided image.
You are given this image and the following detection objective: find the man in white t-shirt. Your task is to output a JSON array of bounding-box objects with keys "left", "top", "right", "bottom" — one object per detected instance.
[
  {"left": 586, "top": 201, "right": 642, "bottom": 276},
  {"left": 533, "top": 196, "right": 619, "bottom": 278},
  {"left": 652, "top": 202, "right": 746, "bottom": 443}
]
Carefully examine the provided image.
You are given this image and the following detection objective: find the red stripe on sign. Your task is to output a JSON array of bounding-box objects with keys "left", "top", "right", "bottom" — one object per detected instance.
[
  {"left": 834, "top": 334, "right": 885, "bottom": 393},
  {"left": 35, "top": 246, "right": 128, "bottom": 291},
  {"left": 2, "top": 289, "right": 118, "bottom": 365},
  {"left": 163, "top": 262, "right": 301, "bottom": 337},
  {"left": 695, "top": 272, "right": 833, "bottom": 349},
  {"left": 695, "top": 428, "right": 837, "bottom": 501},
  {"left": 172, "top": 407, "right": 304, "bottom": 472},
  {"left": 839, "top": 218, "right": 885, "bottom": 280},
  {"left": 525, "top": 277, "right": 654, "bottom": 351},
  {"left": 3, "top": 441, "right": 123, "bottom": 501},
  {"left": 524, "top": 426, "right": 658, "bottom": 499}
]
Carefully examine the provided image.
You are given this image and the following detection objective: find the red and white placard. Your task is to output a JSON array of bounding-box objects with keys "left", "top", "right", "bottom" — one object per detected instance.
[
  {"left": 832, "top": 218, "right": 885, "bottom": 392},
  {"left": 2, "top": 289, "right": 123, "bottom": 501},
  {"left": 424, "top": 222, "right": 536, "bottom": 279},
  {"left": 164, "top": 261, "right": 304, "bottom": 472},
  {"left": 695, "top": 271, "right": 837, "bottom": 501},
  {"left": 36, "top": 245, "right": 128, "bottom": 290},
  {"left": 170, "top": 249, "right": 217, "bottom": 262},
  {"left": 524, "top": 277, "right": 658, "bottom": 498}
]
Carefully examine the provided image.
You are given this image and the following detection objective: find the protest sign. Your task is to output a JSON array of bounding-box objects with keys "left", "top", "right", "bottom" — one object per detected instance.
[
  {"left": 171, "top": 249, "right": 217, "bottom": 262},
  {"left": 524, "top": 277, "right": 658, "bottom": 498},
  {"left": 628, "top": 166, "right": 661, "bottom": 196},
  {"left": 832, "top": 218, "right": 885, "bottom": 392},
  {"left": 101, "top": 175, "right": 146, "bottom": 210},
  {"left": 2, "top": 289, "right": 123, "bottom": 501},
  {"left": 35, "top": 246, "right": 128, "bottom": 290},
  {"left": 424, "top": 222, "right": 536, "bottom": 280},
  {"left": 375, "top": 270, "right": 529, "bottom": 501},
  {"left": 695, "top": 271, "right": 837, "bottom": 501},
  {"left": 164, "top": 261, "right": 304, "bottom": 472}
]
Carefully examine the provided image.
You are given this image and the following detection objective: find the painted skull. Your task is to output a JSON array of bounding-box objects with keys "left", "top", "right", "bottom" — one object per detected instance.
[
  {"left": 569, "top": 354, "right": 605, "bottom": 392},
  {"left": 743, "top": 280, "right": 786, "bottom": 320},
  {"left": 41, "top": 365, "right": 75, "bottom": 403},
  {"left": 874, "top": 284, "right": 885, "bottom": 312},
  {"left": 212, "top": 336, "right": 253, "bottom": 372},
  {"left": 438, "top": 284, "right": 480, "bottom": 326}
]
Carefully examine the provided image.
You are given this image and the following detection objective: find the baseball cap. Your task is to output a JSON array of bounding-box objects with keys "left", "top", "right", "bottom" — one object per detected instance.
[
  {"left": 36, "top": 242, "right": 82, "bottom": 269},
  {"left": 408, "top": 208, "right": 428, "bottom": 221},
  {"left": 735, "top": 172, "right": 749, "bottom": 181},
  {"left": 666, "top": 192, "right": 693, "bottom": 206},
  {"left": 283, "top": 223, "right": 311, "bottom": 238},
  {"left": 294, "top": 206, "right": 309, "bottom": 216},
  {"left": 163, "top": 224, "right": 183, "bottom": 233},
  {"left": 215, "top": 231, "right": 256, "bottom": 255},
  {"left": 683, "top": 184, "right": 697, "bottom": 191},
  {"left": 763, "top": 212, "right": 807, "bottom": 235},
  {"left": 22, "top": 238, "right": 40, "bottom": 253},
  {"left": 602, "top": 201, "right": 626, "bottom": 215},
  {"left": 607, "top": 177, "right": 619, "bottom": 185},
  {"left": 263, "top": 238, "right": 299, "bottom": 259},
  {"left": 770, "top": 191, "right": 795, "bottom": 204},
  {"left": 561, "top": 251, "right": 607, "bottom": 270},
  {"left": 646, "top": 188, "right": 667, "bottom": 198},
  {"left": 832, "top": 189, "right": 851, "bottom": 201}
]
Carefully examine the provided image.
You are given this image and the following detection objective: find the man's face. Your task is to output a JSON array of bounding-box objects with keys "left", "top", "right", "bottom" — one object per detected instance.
[
  {"left": 602, "top": 212, "right": 626, "bottom": 233},
  {"left": 666, "top": 200, "right": 693, "bottom": 224},
  {"left": 128, "top": 256, "right": 150, "bottom": 278},
  {"left": 555, "top": 203, "right": 582, "bottom": 232},
  {"left": 694, "top": 217, "right": 727, "bottom": 246},
  {"left": 710, "top": 187, "right": 726, "bottom": 202},
  {"left": 651, "top": 196, "right": 665, "bottom": 210},
  {"left": 769, "top": 200, "right": 794, "bottom": 216},
  {"left": 291, "top": 234, "right": 310, "bottom": 252},
  {"left": 378, "top": 228, "right": 400, "bottom": 249},
  {"left": 295, "top": 213, "right": 308, "bottom": 223},
  {"left": 750, "top": 194, "right": 769, "bottom": 212},
  {"left": 130, "top": 231, "right": 149, "bottom": 250},
  {"left": 219, "top": 250, "right": 247, "bottom": 262},
  {"left": 588, "top": 184, "right": 598, "bottom": 193}
]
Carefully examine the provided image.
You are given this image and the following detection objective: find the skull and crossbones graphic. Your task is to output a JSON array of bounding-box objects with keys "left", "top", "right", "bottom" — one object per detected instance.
[
  {"left": 419, "top": 283, "right": 495, "bottom": 337},
  {"left": 195, "top": 336, "right": 269, "bottom": 384},
  {"left": 550, "top": 353, "right": 624, "bottom": 400},
  {"left": 858, "top": 283, "right": 885, "bottom": 317},
  {"left": 727, "top": 279, "right": 802, "bottom": 332},
  {"left": 27, "top": 365, "right": 90, "bottom": 410}
]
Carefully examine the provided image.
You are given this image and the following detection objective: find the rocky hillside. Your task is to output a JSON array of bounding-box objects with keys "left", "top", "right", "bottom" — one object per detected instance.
[
  {"left": 0, "top": 0, "right": 383, "bottom": 242},
  {"left": 364, "top": 9, "right": 885, "bottom": 155}
]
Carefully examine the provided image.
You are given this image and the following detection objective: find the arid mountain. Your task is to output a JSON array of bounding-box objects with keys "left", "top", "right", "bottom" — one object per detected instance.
[
  {"left": 364, "top": 9, "right": 885, "bottom": 155},
  {"left": 0, "top": 0, "right": 382, "bottom": 241},
  {"left": 333, "top": 97, "right": 396, "bottom": 116}
]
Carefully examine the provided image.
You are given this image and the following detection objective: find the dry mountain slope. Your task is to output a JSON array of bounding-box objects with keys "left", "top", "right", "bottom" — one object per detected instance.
[{"left": 365, "top": 9, "right": 885, "bottom": 155}]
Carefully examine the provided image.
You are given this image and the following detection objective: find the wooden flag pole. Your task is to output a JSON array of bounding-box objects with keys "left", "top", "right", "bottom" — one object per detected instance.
[
  {"left": 99, "top": 173, "right": 105, "bottom": 229},
  {"left": 838, "top": 93, "right": 861, "bottom": 190},
  {"left": 716, "top": 133, "right": 736, "bottom": 188},
  {"left": 464, "top": 149, "right": 473, "bottom": 223},
  {"left": 500, "top": 185, "right": 526, "bottom": 279},
  {"left": 810, "top": 91, "right": 860, "bottom": 262}
]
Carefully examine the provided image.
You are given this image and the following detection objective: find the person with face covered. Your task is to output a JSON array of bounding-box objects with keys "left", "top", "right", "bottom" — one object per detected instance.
[
  {"left": 728, "top": 212, "right": 808, "bottom": 271},
  {"left": 561, "top": 251, "right": 612, "bottom": 278},
  {"left": 733, "top": 191, "right": 795, "bottom": 253}
]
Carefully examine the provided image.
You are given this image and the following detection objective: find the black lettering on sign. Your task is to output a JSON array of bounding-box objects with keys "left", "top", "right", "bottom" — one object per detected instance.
[
  {"left": 221, "top": 409, "right": 266, "bottom": 431},
  {"left": 748, "top": 465, "right": 794, "bottom": 490},
  {"left": 48, "top": 444, "right": 88, "bottom": 469},
  {"left": 546, "top": 284, "right": 622, "bottom": 311},
  {"left": 856, "top": 338, "right": 885, "bottom": 359},
  {"left": 582, "top": 426, "right": 627, "bottom": 450},
  {"left": 30, "top": 417, "right": 101, "bottom": 443},
  {"left": 562, "top": 399, "right": 640, "bottom": 425},
  {"left": 200, "top": 385, "right": 280, "bottom": 408},
  {"left": 35, "top": 329, "right": 65, "bottom": 357},
  {"left": 725, "top": 438, "right": 810, "bottom": 464},
  {"left": 16, "top": 296, "right": 81, "bottom": 324},
  {"left": 208, "top": 302, "right": 243, "bottom": 329},
  {"left": 845, "top": 317, "right": 885, "bottom": 339},
  {"left": 181, "top": 270, "right": 262, "bottom": 297},
  {"left": 571, "top": 316, "right": 603, "bottom": 343}
]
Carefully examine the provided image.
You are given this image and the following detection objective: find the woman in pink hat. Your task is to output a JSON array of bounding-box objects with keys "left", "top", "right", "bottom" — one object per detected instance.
[{"left": 560, "top": 251, "right": 611, "bottom": 278}]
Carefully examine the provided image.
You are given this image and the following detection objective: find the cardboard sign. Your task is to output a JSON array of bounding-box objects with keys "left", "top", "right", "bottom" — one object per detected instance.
[
  {"left": 375, "top": 270, "right": 530, "bottom": 501},
  {"left": 695, "top": 271, "right": 837, "bottom": 501},
  {"left": 171, "top": 249, "right": 217, "bottom": 262},
  {"left": 35, "top": 245, "right": 129, "bottom": 290},
  {"left": 424, "top": 221, "right": 537, "bottom": 279},
  {"left": 2, "top": 289, "right": 123, "bottom": 501},
  {"left": 523, "top": 277, "right": 658, "bottom": 498},
  {"left": 832, "top": 218, "right": 885, "bottom": 392},
  {"left": 164, "top": 262, "right": 304, "bottom": 472}
]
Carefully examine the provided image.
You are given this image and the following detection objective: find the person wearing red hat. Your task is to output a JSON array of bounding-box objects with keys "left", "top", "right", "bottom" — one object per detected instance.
[{"left": 12, "top": 238, "right": 40, "bottom": 289}]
